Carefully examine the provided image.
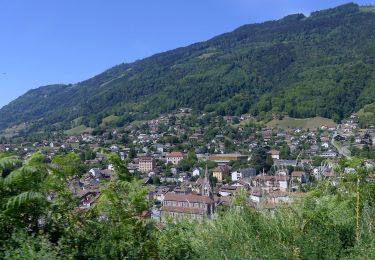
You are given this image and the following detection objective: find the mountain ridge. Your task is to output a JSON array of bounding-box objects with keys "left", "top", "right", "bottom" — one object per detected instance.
[{"left": 1, "top": 3, "right": 375, "bottom": 137}]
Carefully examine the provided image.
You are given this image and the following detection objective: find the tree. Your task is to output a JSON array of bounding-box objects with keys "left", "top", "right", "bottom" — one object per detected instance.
[
  {"left": 0, "top": 152, "right": 76, "bottom": 248},
  {"left": 128, "top": 146, "right": 136, "bottom": 160},
  {"left": 59, "top": 152, "right": 159, "bottom": 259},
  {"left": 250, "top": 146, "right": 272, "bottom": 173}
]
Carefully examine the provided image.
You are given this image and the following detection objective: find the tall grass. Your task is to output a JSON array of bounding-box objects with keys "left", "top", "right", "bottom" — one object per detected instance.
[{"left": 158, "top": 192, "right": 375, "bottom": 260}]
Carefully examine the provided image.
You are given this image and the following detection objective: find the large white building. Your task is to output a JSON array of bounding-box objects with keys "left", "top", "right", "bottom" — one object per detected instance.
[{"left": 166, "top": 152, "right": 184, "bottom": 165}]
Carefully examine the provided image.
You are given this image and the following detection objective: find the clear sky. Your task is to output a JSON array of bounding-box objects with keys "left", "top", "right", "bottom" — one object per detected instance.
[{"left": 0, "top": 0, "right": 373, "bottom": 108}]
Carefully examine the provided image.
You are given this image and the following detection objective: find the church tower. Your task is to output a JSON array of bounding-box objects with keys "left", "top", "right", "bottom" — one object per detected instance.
[{"left": 202, "top": 157, "right": 211, "bottom": 197}]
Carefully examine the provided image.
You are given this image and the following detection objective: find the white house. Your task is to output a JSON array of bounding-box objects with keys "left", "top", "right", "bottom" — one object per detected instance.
[
  {"left": 231, "top": 168, "right": 257, "bottom": 182},
  {"left": 250, "top": 192, "right": 262, "bottom": 203},
  {"left": 231, "top": 171, "right": 242, "bottom": 182},
  {"left": 269, "top": 150, "right": 280, "bottom": 160},
  {"left": 192, "top": 167, "right": 202, "bottom": 177}
]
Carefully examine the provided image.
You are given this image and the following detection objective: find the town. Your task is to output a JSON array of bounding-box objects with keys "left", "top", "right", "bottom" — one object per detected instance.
[{"left": 1, "top": 109, "right": 374, "bottom": 223}]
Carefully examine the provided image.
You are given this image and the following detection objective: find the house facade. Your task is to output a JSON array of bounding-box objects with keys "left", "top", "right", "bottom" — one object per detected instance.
[
  {"left": 269, "top": 149, "right": 280, "bottom": 160},
  {"left": 212, "top": 165, "right": 230, "bottom": 182},
  {"left": 138, "top": 156, "right": 155, "bottom": 173},
  {"left": 166, "top": 152, "right": 184, "bottom": 165},
  {"left": 231, "top": 168, "right": 256, "bottom": 182},
  {"left": 160, "top": 192, "right": 215, "bottom": 222}
]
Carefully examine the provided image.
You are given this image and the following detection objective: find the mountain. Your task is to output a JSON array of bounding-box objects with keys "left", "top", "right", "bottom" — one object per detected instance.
[{"left": 2, "top": 3, "right": 375, "bottom": 136}]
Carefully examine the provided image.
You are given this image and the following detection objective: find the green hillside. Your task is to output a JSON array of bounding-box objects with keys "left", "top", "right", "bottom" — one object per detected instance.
[{"left": 1, "top": 3, "right": 375, "bottom": 136}]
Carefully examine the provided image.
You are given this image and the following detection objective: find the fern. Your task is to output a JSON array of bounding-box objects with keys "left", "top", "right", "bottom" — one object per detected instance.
[
  {"left": 6, "top": 191, "right": 45, "bottom": 209},
  {"left": 3, "top": 166, "right": 38, "bottom": 186},
  {"left": 0, "top": 156, "right": 20, "bottom": 170}
]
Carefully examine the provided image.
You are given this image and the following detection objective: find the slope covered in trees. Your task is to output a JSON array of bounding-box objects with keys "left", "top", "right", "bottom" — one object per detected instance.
[{"left": 1, "top": 3, "right": 375, "bottom": 135}]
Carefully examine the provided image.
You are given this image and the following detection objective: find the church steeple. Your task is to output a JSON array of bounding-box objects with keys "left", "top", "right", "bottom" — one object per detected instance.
[{"left": 202, "top": 156, "right": 211, "bottom": 197}]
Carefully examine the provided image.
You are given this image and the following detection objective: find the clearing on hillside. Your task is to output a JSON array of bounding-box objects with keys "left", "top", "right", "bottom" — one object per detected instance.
[
  {"left": 65, "top": 125, "right": 93, "bottom": 135},
  {"left": 101, "top": 115, "right": 120, "bottom": 127},
  {"left": 267, "top": 116, "right": 336, "bottom": 130}
]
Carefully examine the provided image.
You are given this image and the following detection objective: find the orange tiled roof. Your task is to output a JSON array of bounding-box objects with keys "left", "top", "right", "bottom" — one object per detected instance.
[
  {"left": 167, "top": 152, "right": 184, "bottom": 157},
  {"left": 164, "top": 192, "right": 214, "bottom": 204}
]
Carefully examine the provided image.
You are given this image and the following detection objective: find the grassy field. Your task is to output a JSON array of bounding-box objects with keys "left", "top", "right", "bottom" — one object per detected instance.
[
  {"left": 71, "top": 117, "right": 83, "bottom": 126},
  {"left": 65, "top": 125, "right": 93, "bottom": 135},
  {"left": 357, "top": 104, "right": 374, "bottom": 117},
  {"left": 360, "top": 6, "right": 375, "bottom": 13},
  {"left": 267, "top": 116, "right": 336, "bottom": 130},
  {"left": 101, "top": 115, "right": 119, "bottom": 127},
  {"left": 0, "top": 123, "right": 27, "bottom": 138}
]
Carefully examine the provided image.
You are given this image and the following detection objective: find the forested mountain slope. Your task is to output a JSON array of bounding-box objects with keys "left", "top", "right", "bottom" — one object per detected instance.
[{"left": 1, "top": 3, "right": 375, "bottom": 134}]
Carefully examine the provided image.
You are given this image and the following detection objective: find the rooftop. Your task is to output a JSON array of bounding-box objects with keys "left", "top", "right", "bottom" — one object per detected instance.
[{"left": 164, "top": 192, "right": 214, "bottom": 204}]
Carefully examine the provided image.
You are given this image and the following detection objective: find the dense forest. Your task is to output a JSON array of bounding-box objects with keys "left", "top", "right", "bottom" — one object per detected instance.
[
  {"left": 0, "top": 152, "right": 374, "bottom": 259},
  {"left": 1, "top": 3, "right": 375, "bottom": 136}
]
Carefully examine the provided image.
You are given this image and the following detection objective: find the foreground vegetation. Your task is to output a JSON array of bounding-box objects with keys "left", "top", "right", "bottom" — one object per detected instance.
[{"left": 0, "top": 152, "right": 374, "bottom": 259}]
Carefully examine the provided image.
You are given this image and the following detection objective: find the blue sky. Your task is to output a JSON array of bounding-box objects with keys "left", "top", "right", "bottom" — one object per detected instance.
[{"left": 0, "top": 0, "right": 373, "bottom": 108}]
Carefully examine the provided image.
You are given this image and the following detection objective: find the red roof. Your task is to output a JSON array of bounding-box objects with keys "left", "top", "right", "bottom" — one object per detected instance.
[
  {"left": 167, "top": 152, "right": 184, "bottom": 158},
  {"left": 164, "top": 192, "right": 214, "bottom": 204},
  {"left": 139, "top": 156, "right": 153, "bottom": 161}
]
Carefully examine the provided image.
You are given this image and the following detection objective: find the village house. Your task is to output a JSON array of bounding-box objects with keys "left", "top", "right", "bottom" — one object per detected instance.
[
  {"left": 83, "top": 159, "right": 99, "bottom": 167},
  {"left": 189, "top": 132, "right": 204, "bottom": 142},
  {"left": 321, "top": 151, "right": 337, "bottom": 158},
  {"left": 212, "top": 165, "right": 231, "bottom": 182},
  {"left": 192, "top": 167, "right": 203, "bottom": 177},
  {"left": 291, "top": 171, "right": 306, "bottom": 184},
  {"left": 138, "top": 156, "right": 155, "bottom": 173},
  {"left": 218, "top": 184, "right": 244, "bottom": 196},
  {"left": 367, "top": 173, "right": 375, "bottom": 182},
  {"left": 262, "top": 128, "right": 272, "bottom": 142},
  {"left": 81, "top": 133, "right": 95, "bottom": 142},
  {"left": 89, "top": 168, "right": 103, "bottom": 180},
  {"left": 268, "top": 191, "right": 290, "bottom": 204},
  {"left": 364, "top": 160, "right": 375, "bottom": 169},
  {"left": 78, "top": 190, "right": 100, "bottom": 209},
  {"left": 249, "top": 190, "right": 263, "bottom": 204},
  {"left": 273, "top": 159, "right": 298, "bottom": 167},
  {"left": 155, "top": 143, "right": 166, "bottom": 153},
  {"left": 269, "top": 149, "right": 280, "bottom": 160},
  {"left": 231, "top": 168, "right": 257, "bottom": 182},
  {"left": 166, "top": 151, "right": 184, "bottom": 165},
  {"left": 251, "top": 175, "right": 290, "bottom": 192},
  {"left": 160, "top": 192, "right": 215, "bottom": 222},
  {"left": 250, "top": 189, "right": 305, "bottom": 206},
  {"left": 154, "top": 186, "right": 172, "bottom": 202},
  {"left": 322, "top": 171, "right": 337, "bottom": 185}
]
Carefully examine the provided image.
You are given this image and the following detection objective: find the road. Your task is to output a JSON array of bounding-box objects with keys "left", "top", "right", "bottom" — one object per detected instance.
[{"left": 331, "top": 133, "right": 351, "bottom": 159}]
